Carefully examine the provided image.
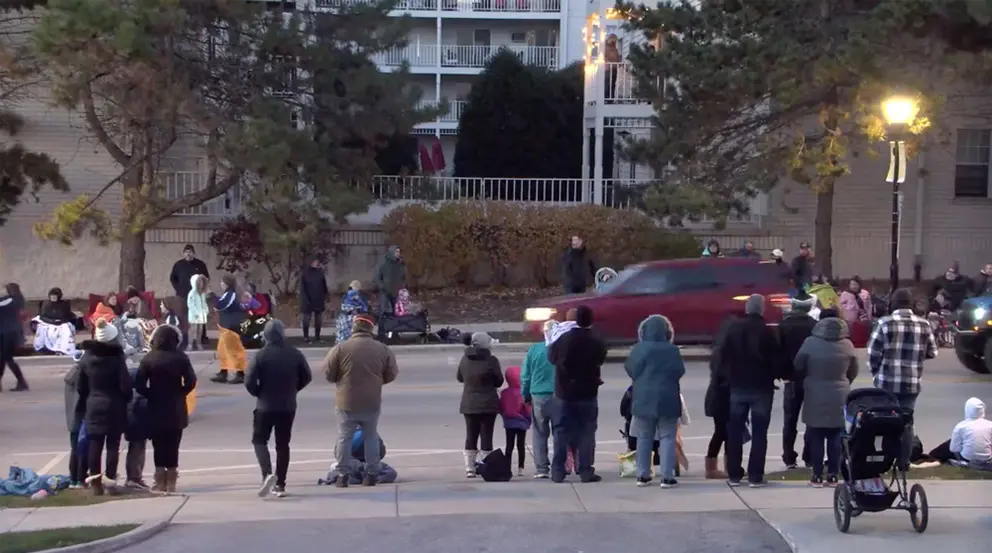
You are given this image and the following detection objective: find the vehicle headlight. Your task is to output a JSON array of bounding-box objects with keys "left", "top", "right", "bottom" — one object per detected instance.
[
  {"left": 524, "top": 307, "right": 556, "bottom": 322},
  {"left": 974, "top": 307, "right": 987, "bottom": 320}
]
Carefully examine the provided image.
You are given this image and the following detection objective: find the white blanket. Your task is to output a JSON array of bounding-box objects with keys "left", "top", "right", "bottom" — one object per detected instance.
[
  {"left": 546, "top": 321, "right": 578, "bottom": 345},
  {"left": 31, "top": 318, "right": 77, "bottom": 357}
]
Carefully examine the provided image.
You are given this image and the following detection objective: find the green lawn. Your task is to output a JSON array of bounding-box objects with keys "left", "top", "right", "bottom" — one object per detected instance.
[
  {"left": 766, "top": 464, "right": 992, "bottom": 482},
  {"left": 0, "top": 488, "right": 154, "bottom": 509},
  {"left": 0, "top": 524, "right": 138, "bottom": 553}
]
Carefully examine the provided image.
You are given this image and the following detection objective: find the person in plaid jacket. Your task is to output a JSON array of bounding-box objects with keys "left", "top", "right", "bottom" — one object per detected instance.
[{"left": 867, "top": 288, "right": 938, "bottom": 465}]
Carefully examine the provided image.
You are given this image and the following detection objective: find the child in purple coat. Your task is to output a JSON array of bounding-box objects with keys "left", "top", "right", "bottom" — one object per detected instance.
[{"left": 500, "top": 366, "right": 532, "bottom": 476}]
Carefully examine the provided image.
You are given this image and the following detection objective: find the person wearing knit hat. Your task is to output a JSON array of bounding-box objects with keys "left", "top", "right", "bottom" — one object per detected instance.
[
  {"left": 456, "top": 330, "right": 503, "bottom": 477},
  {"left": 336, "top": 281, "right": 370, "bottom": 343},
  {"left": 712, "top": 293, "right": 781, "bottom": 487},
  {"left": 94, "top": 318, "right": 119, "bottom": 343},
  {"left": 776, "top": 292, "right": 818, "bottom": 469}
]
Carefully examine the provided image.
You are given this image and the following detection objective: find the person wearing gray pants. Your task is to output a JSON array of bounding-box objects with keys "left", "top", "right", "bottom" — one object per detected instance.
[{"left": 521, "top": 320, "right": 558, "bottom": 478}]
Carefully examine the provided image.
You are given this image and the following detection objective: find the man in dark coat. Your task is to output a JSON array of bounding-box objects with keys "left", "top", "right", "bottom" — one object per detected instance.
[
  {"left": 169, "top": 244, "right": 210, "bottom": 344},
  {"left": 561, "top": 235, "right": 596, "bottom": 294},
  {"left": 931, "top": 261, "right": 973, "bottom": 311},
  {"left": 777, "top": 294, "right": 818, "bottom": 469},
  {"left": 374, "top": 245, "right": 406, "bottom": 313},
  {"left": 790, "top": 241, "right": 814, "bottom": 291},
  {"left": 715, "top": 294, "right": 781, "bottom": 487},
  {"left": 975, "top": 263, "right": 992, "bottom": 296},
  {"left": 299, "top": 257, "right": 330, "bottom": 343},
  {"left": 548, "top": 305, "right": 608, "bottom": 483}
]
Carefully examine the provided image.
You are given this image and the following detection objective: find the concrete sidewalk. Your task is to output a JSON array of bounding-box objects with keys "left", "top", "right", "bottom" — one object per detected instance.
[{"left": 2, "top": 480, "right": 989, "bottom": 552}]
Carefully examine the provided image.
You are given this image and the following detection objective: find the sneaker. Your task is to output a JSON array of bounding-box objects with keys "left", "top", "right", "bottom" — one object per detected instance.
[
  {"left": 229, "top": 372, "right": 245, "bottom": 385},
  {"left": 516, "top": 468, "right": 525, "bottom": 477},
  {"left": 808, "top": 476, "right": 823, "bottom": 488},
  {"left": 660, "top": 478, "right": 678, "bottom": 489},
  {"left": 125, "top": 479, "right": 149, "bottom": 490},
  {"left": 69, "top": 481, "right": 84, "bottom": 490},
  {"left": 258, "top": 474, "right": 276, "bottom": 497},
  {"left": 825, "top": 475, "right": 839, "bottom": 487},
  {"left": 636, "top": 477, "right": 653, "bottom": 488},
  {"left": 580, "top": 473, "right": 602, "bottom": 483},
  {"left": 304, "top": 338, "right": 313, "bottom": 345},
  {"left": 785, "top": 463, "right": 798, "bottom": 470},
  {"left": 533, "top": 473, "right": 549, "bottom": 479},
  {"left": 465, "top": 471, "right": 477, "bottom": 479},
  {"left": 748, "top": 480, "right": 766, "bottom": 488},
  {"left": 271, "top": 485, "right": 286, "bottom": 498},
  {"left": 727, "top": 479, "right": 742, "bottom": 487},
  {"left": 335, "top": 476, "right": 350, "bottom": 488}
]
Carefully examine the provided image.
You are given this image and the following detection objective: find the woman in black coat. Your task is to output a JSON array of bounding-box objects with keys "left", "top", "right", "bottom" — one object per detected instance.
[
  {"left": 0, "top": 283, "right": 29, "bottom": 391},
  {"left": 456, "top": 332, "right": 504, "bottom": 478},
  {"left": 76, "top": 319, "right": 132, "bottom": 495},
  {"left": 703, "top": 315, "right": 737, "bottom": 480},
  {"left": 134, "top": 325, "right": 197, "bottom": 493}
]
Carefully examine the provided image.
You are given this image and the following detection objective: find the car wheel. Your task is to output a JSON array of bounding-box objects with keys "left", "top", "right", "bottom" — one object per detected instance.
[{"left": 955, "top": 335, "right": 990, "bottom": 374}]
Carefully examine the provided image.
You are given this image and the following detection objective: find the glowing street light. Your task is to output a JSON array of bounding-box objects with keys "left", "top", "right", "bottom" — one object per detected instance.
[
  {"left": 881, "top": 95, "right": 918, "bottom": 295},
  {"left": 881, "top": 96, "right": 919, "bottom": 126}
]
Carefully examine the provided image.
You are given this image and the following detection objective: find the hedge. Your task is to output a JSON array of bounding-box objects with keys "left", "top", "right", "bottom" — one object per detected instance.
[{"left": 382, "top": 202, "right": 702, "bottom": 289}]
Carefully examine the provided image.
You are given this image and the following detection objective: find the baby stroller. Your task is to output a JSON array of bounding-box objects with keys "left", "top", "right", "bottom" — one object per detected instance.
[{"left": 833, "top": 388, "right": 929, "bottom": 534}]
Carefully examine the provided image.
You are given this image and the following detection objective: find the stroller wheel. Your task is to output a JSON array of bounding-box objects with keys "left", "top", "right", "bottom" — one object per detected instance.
[
  {"left": 833, "top": 485, "right": 852, "bottom": 533},
  {"left": 909, "top": 483, "right": 929, "bottom": 533}
]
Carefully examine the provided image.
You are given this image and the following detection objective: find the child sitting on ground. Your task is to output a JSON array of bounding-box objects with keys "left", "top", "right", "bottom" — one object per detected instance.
[{"left": 500, "top": 366, "right": 531, "bottom": 477}]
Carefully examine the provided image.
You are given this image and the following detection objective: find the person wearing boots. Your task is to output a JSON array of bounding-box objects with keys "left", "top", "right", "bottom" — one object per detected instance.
[
  {"left": 245, "top": 319, "right": 312, "bottom": 498},
  {"left": 704, "top": 313, "right": 740, "bottom": 479},
  {"left": 210, "top": 275, "right": 259, "bottom": 384},
  {"left": 134, "top": 324, "right": 197, "bottom": 493},
  {"left": 76, "top": 319, "right": 132, "bottom": 495},
  {"left": 777, "top": 293, "right": 818, "bottom": 469},
  {"left": 0, "top": 283, "right": 29, "bottom": 392},
  {"left": 324, "top": 315, "right": 398, "bottom": 487},
  {"left": 457, "top": 332, "right": 504, "bottom": 478},
  {"left": 170, "top": 244, "right": 210, "bottom": 345}
]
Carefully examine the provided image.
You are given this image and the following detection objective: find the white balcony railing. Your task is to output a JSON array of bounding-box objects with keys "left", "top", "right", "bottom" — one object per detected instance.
[
  {"left": 440, "top": 44, "right": 558, "bottom": 69},
  {"left": 159, "top": 171, "right": 244, "bottom": 216},
  {"left": 373, "top": 44, "right": 439, "bottom": 67},
  {"left": 419, "top": 99, "right": 469, "bottom": 122},
  {"left": 315, "top": 0, "right": 561, "bottom": 12},
  {"left": 315, "top": 0, "right": 440, "bottom": 9}
]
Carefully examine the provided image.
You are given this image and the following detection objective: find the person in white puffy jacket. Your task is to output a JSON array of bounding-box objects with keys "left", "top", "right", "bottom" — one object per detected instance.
[{"left": 949, "top": 397, "right": 992, "bottom": 470}]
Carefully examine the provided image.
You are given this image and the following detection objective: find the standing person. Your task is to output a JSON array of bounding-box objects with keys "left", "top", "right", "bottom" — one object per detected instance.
[
  {"left": 76, "top": 319, "right": 132, "bottom": 496},
  {"left": 704, "top": 313, "right": 740, "bottom": 479},
  {"left": 736, "top": 240, "right": 760, "bottom": 258},
  {"left": 791, "top": 242, "right": 814, "bottom": 292},
  {"left": 134, "top": 325, "right": 197, "bottom": 493},
  {"left": 793, "top": 316, "right": 859, "bottom": 487},
  {"left": 210, "top": 275, "right": 259, "bottom": 384},
  {"left": 562, "top": 235, "right": 596, "bottom": 294},
  {"left": 974, "top": 263, "right": 992, "bottom": 296},
  {"left": 123, "top": 375, "right": 151, "bottom": 490},
  {"left": 63, "top": 359, "right": 88, "bottom": 487},
  {"left": 323, "top": 315, "right": 398, "bottom": 487},
  {"left": 499, "top": 366, "right": 530, "bottom": 477},
  {"left": 625, "top": 315, "right": 685, "bottom": 489},
  {"left": 0, "top": 283, "right": 28, "bottom": 391},
  {"left": 299, "top": 257, "right": 329, "bottom": 344},
  {"left": 521, "top": 320, "right": 557, "bottom": 479},
  {"left": 186, "top": 275, "right": 210, "bottom": 351},
  {"left": 374, "top": 245, "right": 406, "bottom": 314},
  {"left": 457, "top": 332, "right": 504, "bottom": 478},
  {"left": 868, "top": 288, "right": 937, "bottom": 467},
  {"left": 548, "top": 305, "right": 608, "bottom": 483},
  {"left": 245, "top": 320, "right": 312, "bottom": 498},
  {"left": 716, "top": 294, "right": 780, "bottom": 488},
  {"left": 777, "top": 294, "right": 817, "bottom": 469},
  {"left": 838, "top": 277, "right": 873, "bottom": 325},
  {"left": 169, "top": 244, "right": 210, "bottom": 345}
]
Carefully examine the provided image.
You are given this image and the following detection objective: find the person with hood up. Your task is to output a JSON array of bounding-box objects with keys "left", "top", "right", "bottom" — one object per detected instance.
[
  {"left": 299, "top": 257, "right": 330, "bottom": 344},
  {"left": 33, "top": 287, "right": 79, "bottom": 356},
  {"left": 246, "top": 319, "right": 312, "bottom": 498},
  {"left": 716, "top": 294, "right": 781, "bottom": 487},
  {"left": 736, "top": 240, "right": 760, "bottom": 258},
  {"left": 974, "top": 263, "right": 992, "bottom": 297},
  {"left": 548, "top": 305, "right": 608, "bottom": 483},
  {"left": 76, "top": 319, "right": 132, "bottom": 495},
  {"left": 949, "top": 397, "right": 992, "bottom": 470},
  {"left": 701, "top": 239, "right": 722, "bottom": 257},
  {"left": 791, "top": 242, "right": 814, "bottom": 292},
  {"left": 169, "top": 244, "right": 210, "bottom": 345},
  {"left": 0, "top": 283, "right": 28, "bottom": 391},
  {"left": 335, "top": 280, "right": 369, "bottom": 343},
  {"left": 374, "top": 245, "right": 406, "bottom": 314},
  {"left": 210, "top": 275, "right": 260, "bottom": 385},
  {"left": 521, "top": 319, "right": 557, "bottom": 478},
  {"left": 930, "top": 261, "right": 973, "bottom": 311},
  {"left": 186, "top": 275, "right": 210, "bottom": 351},
  {"left": 500, "top": 366, "right": 531, "bottom": 477},
  {"left": 793, "top": 317, "right": 859, "bottom": 487},
  {"left": 594, "top": 267, "right": 618, "bottom": 292},
  {"left": 562, "top": 235, "right": 596, "bottom": 294},
  {"left": 457, "top": 332, "right": 504, "bottom": 478},
  {"left": 134, "top": 324, "right": 197, "bottom": 493},
  {"left": 777, "top": 294, "right": 818, "bottom": 469},
  {"left": 625, "top": 315, "right": 686, "bottom": 489}
]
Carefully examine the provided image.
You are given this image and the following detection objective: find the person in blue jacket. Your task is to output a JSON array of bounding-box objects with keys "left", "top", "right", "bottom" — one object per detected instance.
[{"left": 624, "top": 315, "right": 686, "bottom": 489}]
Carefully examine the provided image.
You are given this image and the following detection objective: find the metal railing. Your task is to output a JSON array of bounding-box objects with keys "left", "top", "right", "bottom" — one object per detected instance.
[
  {"left": 159, "top": 171, "right": 244, "bottom": 216},
  {"left": 315, "top": 0, "right": 560, "bottom": 11},
  {"left": 417, "top": 99, "right": 469, "bottom": 122},
  {"left": 374, "top": 44, "right": 558, "bottom": 69},
  {"left": 373, "top": 44, "right": 438, "bottom": 67}
]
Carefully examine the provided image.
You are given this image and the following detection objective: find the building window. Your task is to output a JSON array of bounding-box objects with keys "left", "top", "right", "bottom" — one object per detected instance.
[{"left": 954, "top": 128, "right": 991, "bottom": 198}]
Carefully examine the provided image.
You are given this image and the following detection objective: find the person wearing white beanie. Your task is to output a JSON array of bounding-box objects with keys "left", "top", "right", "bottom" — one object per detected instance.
[{"left": 94, "top": 318, "right": 119, "bottom": 343}]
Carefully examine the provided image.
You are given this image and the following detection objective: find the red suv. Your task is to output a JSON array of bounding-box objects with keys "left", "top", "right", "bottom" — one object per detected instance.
[{"left": 523, "top": 257, "right": 792, "bottom": 345}]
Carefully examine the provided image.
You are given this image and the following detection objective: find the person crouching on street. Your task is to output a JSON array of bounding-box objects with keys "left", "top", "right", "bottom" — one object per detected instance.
[
  {"left": 458, "top": 332, "right": 504, "bottom": 477},
  {"left": 134, "top": 324, "right": 198, "bottom": 493},
  {"left": 324, "top": 315, "right": 398, "bottom": 487},
  {"left": 625, "top": 315, "right": 685, "bottom": 489},
  {"left": 245, "top": 319, "right": 312, "bottom": 498}
]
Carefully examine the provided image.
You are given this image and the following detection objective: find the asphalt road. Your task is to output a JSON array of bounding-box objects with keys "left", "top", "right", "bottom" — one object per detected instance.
[{"left": 3, "top": 348, "right": 989, "bottom": 490}]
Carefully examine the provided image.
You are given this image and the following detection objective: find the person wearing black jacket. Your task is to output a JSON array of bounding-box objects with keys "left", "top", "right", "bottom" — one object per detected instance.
[
  {"left": 134, "top": 325, "right": 198, "bottom": 493},
  {"left": 931, "top": 262, "right": 973, "bottom": 311},
  {"left": 548, "top": 305, "right": 608, "bottom": 483},
  {"left": 561, "top": 236, "right": 596, "bottom": 294},
  {"left": 715, "top": 294, "right": 781, "bottom": 487},
  {"left": 0, "top": 283, "right": 28, "bottom": 391},
  {"left": 777, "top": 294, "right": 818, "bottom": 469},
  {"left": 704, "top": 313, "right": 740, "bottom": 479},
  {"left": 169, "top": 244, "right": 210, "bottom": 344},
  {"left": 299, "top": 257, "right": 329, "bottom": 343},
  {"left": 791, "top": 242, "right": 814, "bottom": 291},
  {"left": 245, "top": 319, "right": 312, "bottom": 498},
  {"left": 976, "top": 263, "right": 992, "bottom": 296}
]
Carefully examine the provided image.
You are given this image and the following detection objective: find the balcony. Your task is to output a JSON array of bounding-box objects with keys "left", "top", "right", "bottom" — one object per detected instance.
[
  {"left": 374, "top": 44, "right": 439, "bottom": 67},
  {"left": 375, "top": 44, "right": 557, "bottom": 71},
  {"left": 314, "top": 0, "right": 561, "bottom": 14}
]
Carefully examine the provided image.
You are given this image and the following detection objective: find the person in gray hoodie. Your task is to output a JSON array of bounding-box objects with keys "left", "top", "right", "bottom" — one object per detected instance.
[
  {"left": 245, "top": 319, "right": 313, "bottom": 498},
  {"left": 793, "top": 316, "right": 859, "bottom": 487}
]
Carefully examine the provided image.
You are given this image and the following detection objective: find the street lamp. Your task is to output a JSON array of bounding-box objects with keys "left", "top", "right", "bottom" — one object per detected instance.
[{"left": 881, "top": 96, "right": 918, "bottom": 295}]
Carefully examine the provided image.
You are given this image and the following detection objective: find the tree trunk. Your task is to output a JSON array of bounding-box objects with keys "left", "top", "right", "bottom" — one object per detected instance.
[
  {"left": 119, "top": 229, "right": 147, "bottom": 291},
  {"left": 814, "top": 184, "right": 834, "bottom": 279}
]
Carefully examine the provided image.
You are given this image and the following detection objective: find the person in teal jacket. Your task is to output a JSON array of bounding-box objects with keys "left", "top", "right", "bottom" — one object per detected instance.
[
  {"left": 521, "top": 319, "right": 557, "bottom": 478},
  {"left": 625, "top": 315, "right": 686, "bottom": 489}
]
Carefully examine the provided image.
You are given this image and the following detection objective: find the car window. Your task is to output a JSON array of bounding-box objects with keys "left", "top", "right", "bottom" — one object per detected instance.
[
  {"left": 619, "top": 266, "right": 721, "bottom": 295},
  {"left": 723, "top": 262, "right": 791, "bottom": 286},
  {"left": 620, "top": 267, "right": 671, "bottom": 295},
  {"left": 596, "top": 265, "right": 642, "bottom": 295}
]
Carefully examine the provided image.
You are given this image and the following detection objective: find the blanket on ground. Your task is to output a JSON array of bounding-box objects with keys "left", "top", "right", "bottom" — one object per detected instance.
[{"left": 0, "top": 466, "right": 70, "bottom": 497}]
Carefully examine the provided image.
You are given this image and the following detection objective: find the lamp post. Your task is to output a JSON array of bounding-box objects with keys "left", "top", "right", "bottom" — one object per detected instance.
[{"left": 881, "top": 96, "right": 919, "bottom": 295}]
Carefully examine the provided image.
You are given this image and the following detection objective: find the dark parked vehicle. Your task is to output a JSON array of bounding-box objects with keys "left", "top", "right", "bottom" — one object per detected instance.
[
  {"left": 523, "top": 257, "right": 792, "bottom": 345},
  {"left": 953, "top": 295, "right": 992, "bottom": 374}
]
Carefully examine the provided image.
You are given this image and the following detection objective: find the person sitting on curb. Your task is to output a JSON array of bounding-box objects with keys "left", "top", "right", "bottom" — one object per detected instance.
[
  {"left": 949, "top": 397, "right": 992, "bottom": 471},
  {"left": 318, "top": 429, "right": 397, "bottom": 486}
]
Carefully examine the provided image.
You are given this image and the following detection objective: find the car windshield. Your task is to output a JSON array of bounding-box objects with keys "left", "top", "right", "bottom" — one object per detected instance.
[{"left": 596, "top": 265, "right": 642, "bottom": 295}]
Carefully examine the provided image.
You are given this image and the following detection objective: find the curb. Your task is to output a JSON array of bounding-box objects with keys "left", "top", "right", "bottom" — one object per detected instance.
[
  {"left": 38, "top": 518, "right": 169, "bottom": 553},
  {"left": 753, "top": 509, "right": 800, "bottom": 553}
]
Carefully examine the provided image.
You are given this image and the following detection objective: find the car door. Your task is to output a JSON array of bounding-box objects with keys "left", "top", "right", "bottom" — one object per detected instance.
[
  {"left": 595, "top": 266, "right": 674, "bottom": 342},
  {"left": 661, "top": 266, "right": 723, "bottom": 341}
]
